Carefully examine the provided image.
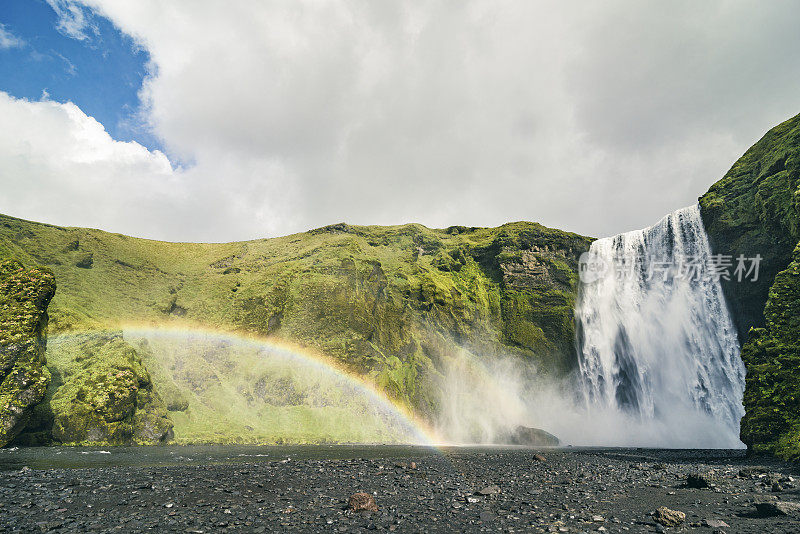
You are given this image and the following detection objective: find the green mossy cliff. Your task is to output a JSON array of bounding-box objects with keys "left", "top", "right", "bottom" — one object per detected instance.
[
  {"left": 0, "top": 216, "right": 592, "bottom": 438},
  {"left": 739, "top": 243, "right": 800, "bottom": 460},
  {"left": 699, "top": 113, "right": 800, "bottom": 341},
  {"left": 16, "top": 332, "right": 173, "bottom": 446},
  {"left": 0, "top": 259, "right": 55, "bottom": 446},
  {"left": 700, "top": 113, "right": 800, "bottom": 458}
]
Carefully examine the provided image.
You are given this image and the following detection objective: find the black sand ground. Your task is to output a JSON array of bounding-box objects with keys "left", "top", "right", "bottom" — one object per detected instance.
[{"left": 1, "top": 447, "right": 799, "bottom": 533}]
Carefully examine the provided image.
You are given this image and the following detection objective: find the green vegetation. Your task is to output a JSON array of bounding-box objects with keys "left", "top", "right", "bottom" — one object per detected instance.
[
  {"left": 700, "top": 112, "right": 800, "bottom": 459},
  {"left": 0, "top": 259, "right": 55, "bottom": 446},
  {"left": 740, "top": 242, "right": 800, "bottom": 460},
  {"left": 699, "top": 112, "right": 800, "bottom": 340},
  {"left": 16, "top": 332, "right": 173, "bottom": 446},
  {"left": 0, "top": 215, "right": 591, "bottom": 443}
]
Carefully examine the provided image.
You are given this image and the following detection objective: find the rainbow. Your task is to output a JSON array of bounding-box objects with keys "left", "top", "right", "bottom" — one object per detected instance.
[{"left": 49, "top": 324, "right": 443, "bottom": 447}]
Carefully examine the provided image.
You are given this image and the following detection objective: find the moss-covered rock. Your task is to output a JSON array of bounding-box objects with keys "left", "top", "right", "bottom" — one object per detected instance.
[
  {"left": 699, "top": 113, "right": 800, "bottom": 341},
  {"left": 740, "top": 242, "right": 800, "bottom": 460},
  {"left": 0, "top": 259, "right": 55, "bottom": 447},
  {"left": 19, "top": 332, "right": 173, "bottom": 445}
]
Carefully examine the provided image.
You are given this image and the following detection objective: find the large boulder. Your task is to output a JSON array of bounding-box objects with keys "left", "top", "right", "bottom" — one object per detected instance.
[
  {"left": 42, "top": 332, "right": 173, "bottom": 445},
  {"left": 504, "top": 425, "right": 560, "bottom": 446},
  {"left": 0, "top": 259, "right": 55, "bottom": 447}
]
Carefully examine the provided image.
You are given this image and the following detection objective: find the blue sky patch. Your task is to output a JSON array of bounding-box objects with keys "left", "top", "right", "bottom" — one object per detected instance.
[{"left": 0, "top": 0, "right": 161, "bottom": 152}]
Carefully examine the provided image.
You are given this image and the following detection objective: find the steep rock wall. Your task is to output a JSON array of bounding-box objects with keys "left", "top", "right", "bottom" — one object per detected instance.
[
  {"left": 699, "top": 113, "right": 800, "bottom": 342},
  {"left": 699, "top": 113, "right": 800, "bottom": 457},
  {"left": 0, "top": 259, "right": 55, "bottom": 446}
]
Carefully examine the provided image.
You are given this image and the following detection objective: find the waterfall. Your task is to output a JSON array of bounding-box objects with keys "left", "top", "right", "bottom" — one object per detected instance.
[{"left": 575, "top": 204, "right": 746, "bottom": 448}]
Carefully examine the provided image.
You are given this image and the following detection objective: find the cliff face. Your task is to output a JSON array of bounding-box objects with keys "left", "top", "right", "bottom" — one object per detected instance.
[
  {"left": 0, "top": 259, "right": 55, "bottom": 446},
  {"left": 699, "top": 113, "right": 800, "bottom": 458},
  {"left": 699, "top": 113, "right": 800, "bottom": 342},
  {"left": 739, "top": 243, "right": 800, "bottom": 459},
  {"left": 0, "top": 216, "right": 591, "bottom": 425}
]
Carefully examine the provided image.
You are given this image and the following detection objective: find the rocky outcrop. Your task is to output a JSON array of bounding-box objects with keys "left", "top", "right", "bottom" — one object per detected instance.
[
  {"left": 739, "top": 242, "right": 800, "bottom": 460},
  {"left": 18, "top": 332, "right": 173, "bottom": 445},
  {"left": 699, "top": 113, "right": 800, "bottom": 342},
  {"left": 0, "top": 259, "right": 55, "bottom": 447},
  {"left": 699, "top": 112, "right": 800, "bottom": 459}
]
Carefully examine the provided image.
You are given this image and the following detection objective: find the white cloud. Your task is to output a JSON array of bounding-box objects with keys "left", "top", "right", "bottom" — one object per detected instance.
[
  {"left": 0, "top": 92, "right": 172, "bottom": 237},
  {"left": 7, "top": 1, "right": 800, "bottom": 241},
  {"left": 46, "top": 0, "right": 95, "bottom": 41},
  {"left": 0, "top": 92, "right": 298, "bottom": 241},
  {"left": 0, "top": 24, "right": 24, "bottom": 49}
]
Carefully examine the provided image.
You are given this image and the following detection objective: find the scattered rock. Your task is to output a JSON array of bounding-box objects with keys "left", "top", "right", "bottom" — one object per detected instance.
[
  {"left": 479, "top": 511, "right": 495, "bottom": 522},
  {"left": 476, "top": 485, "right": 501, "bottom": 496},
  {"left": 348, "top": 492, "right": 378, "bottom": 513},
  {"left": 754, "top": 500, "right": 800, "bottom": 517},
  {"left": 738, "top": 466, "right": 767, "bottom": 478},
  {"left": 703, "top": 518, "right": 729, "bottom": 528},
  {"left": 652, "top": 506, "right": 686, "bottom": 527},
  {"left": 533, "top": 454, "right": 547, "bottom": 462}
]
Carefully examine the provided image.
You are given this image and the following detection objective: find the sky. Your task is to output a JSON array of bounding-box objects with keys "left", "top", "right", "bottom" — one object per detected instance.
[{"left": 0, "top": 1, "right": 799, "bottom": 243}]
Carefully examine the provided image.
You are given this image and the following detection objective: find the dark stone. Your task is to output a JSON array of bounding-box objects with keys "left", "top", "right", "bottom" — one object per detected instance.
[
  {"left": 686, "top": 473, "right": 711, "bottom": 489},
  {"left": 754, "top": 500, "right": 800, "bottom": 517},
  {"left": 505, "top": 425, "right": 560, "bottom": 446}
]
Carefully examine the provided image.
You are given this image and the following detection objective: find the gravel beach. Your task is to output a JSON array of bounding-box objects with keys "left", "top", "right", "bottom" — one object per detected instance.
[{"left": 1, "top": 447, "right": 799, "bottom": 533}]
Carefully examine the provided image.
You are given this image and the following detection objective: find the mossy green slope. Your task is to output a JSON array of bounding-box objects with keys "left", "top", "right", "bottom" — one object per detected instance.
[
  {"left": 0, "top": 216, "right": 592, "bottom": 422},
  {"left": 739, "top": 242, "right": 800, "bottom": 460},
  {"left": 699, "top": 112, "right": 800, "bottom": 341},
  {"left": 0, "top": 259, "right": 55, "bottom": 446}
]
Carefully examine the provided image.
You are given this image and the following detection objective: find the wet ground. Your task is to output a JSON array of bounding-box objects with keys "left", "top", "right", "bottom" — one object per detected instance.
[{"left": 1, "top": 446, "right": 799, "bottom": 533}]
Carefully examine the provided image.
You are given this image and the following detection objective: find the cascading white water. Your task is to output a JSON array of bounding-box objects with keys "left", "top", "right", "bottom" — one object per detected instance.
[{"left": 575, "top": 204, "right": 746, "bottom": 448}]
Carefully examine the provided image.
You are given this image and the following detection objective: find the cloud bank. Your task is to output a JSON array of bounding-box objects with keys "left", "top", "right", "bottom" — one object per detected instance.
[{"left": 2, "top": 1, "right": 800, "bottom": 242}]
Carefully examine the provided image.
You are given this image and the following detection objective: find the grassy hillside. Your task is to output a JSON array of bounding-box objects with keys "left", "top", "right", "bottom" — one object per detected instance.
[{"left": 0, "top": 214, "right": 592, "bottom": 429}]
